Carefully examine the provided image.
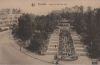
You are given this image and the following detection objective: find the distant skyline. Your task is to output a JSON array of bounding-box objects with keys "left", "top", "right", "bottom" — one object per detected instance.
[{"left": 0, "top": 0, "right": 100, "bottom": 15}]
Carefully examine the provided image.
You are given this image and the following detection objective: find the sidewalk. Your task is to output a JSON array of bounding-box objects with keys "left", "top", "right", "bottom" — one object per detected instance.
[
  {"left": 21, "top": 47, "right": 54, "bottom": 63},
  {"left": 20, "top": 47, "right": 92, "bottom": 65}
]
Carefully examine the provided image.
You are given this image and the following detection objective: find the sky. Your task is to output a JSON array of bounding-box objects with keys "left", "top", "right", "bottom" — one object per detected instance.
[{"left": 0, "top": 0, "right": 100, "bottom": 15}]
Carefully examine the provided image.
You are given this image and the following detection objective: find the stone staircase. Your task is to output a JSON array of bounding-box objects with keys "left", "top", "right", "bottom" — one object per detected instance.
[
  {"left": 46, "top": 28, "right": 88, "bottom": 57},
  {"left": 70, "top": 31, "right": 88, "bottom": 56},
  {"left": 46, "top": 29, "right": 60, "bottom": 55}
]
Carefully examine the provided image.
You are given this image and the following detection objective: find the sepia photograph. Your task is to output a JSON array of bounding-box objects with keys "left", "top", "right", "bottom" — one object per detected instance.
[{"left": 0, "top": 0, "right": 100, "bottom": 65}]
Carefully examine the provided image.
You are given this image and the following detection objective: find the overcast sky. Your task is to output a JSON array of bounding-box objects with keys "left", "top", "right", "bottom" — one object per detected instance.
[{"left": 0, "top": 0, "right": 100, "bottom": 15}]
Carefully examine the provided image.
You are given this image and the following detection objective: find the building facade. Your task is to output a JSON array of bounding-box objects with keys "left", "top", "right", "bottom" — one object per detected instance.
[{"left": 0, "top": 9, "right": 22, "bottom": 28}]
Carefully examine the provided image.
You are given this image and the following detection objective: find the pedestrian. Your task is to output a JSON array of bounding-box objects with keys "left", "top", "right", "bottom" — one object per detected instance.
[
  {"left": 55, "top": 45, "right": 57, "bottom": 48},
  {"left": 53, "top": 54, "right": 59, "bottom": 65}
]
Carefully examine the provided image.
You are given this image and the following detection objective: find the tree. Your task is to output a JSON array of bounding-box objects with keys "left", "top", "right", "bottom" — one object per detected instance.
[
  {"left": 83, "top": 7, "right": 100, "bottom": 59},
  {"left": 26, "top": 14, "right": 58, "bottom": 53},
  {"left": 72, "top": 6, "right": 84, "bottom": 34},
  {"left": 93, "top": 8, "right": 100, "bottom": 58},
  {"left": 17, "top": 14, "right": 33, "bottom": 41},
  {"left": 15, "top": 14, "right": 33, "bottom": 49}
]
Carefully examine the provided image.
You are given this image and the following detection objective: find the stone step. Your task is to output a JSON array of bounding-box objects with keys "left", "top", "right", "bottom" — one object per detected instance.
[
  {"left": 51, "top": 34, "right": 59, "bottom": 36},
  {"left": 74, "top": 44, "right": 83, "bottom": 47},
  {"left": 73, "top": 41, "right": 82, "bottom": 44},
  {"left": 49, "top": 41, "right": 59, "bottom": 43},
  {"left": 50, "top": 37, "right": 59, "bottom": 39},
  {"left": 70, "top": 32, "right": 80, "bottom": 35},
  {"left": 49, "top": 37, "right": 59, "bottom": 39},
  {"left": 75, "top": 48, "right": 86, "bottom": 51},
  {"left": 48, "top": 45, "right": 58, "bottom": 48},
  {"left": 72, "top": 38, "right": 81, "bottom": 41},
  {"left": 49, "top": 39, "right": 59, "bottom": 41},
  {"left": 46, "top": 51, "right": 57, "bottom": 55},
  {"left": 50, "top": 34, "right": 59, "bottom": 36},
  {"left": 75, "top": 47, "right": 85, "bottom": 49},
  {"left": 77, "top": 51, "right": 88, "bottom": 56},
  {"left": 50, "top": 35, "right": 59, "bottom": 37},
  {"left": 71, "top": 31, "right": 80, "bottom": 34},
  {"left": 71, "top": 35, "right": 80, "bottom": 38},
  {"left": 48, "top": 43, "right": 58, "bottom": 45},
  {"left": 49, "top": 45, "right": 59, "bottom": 47},
  {"left": 75, "top": 44, "right": 87, "bottom": 51},
  {"left": 50, "top": 34, "right": 57, "bottom": 36},
  {"left": 72, "top": 37, "right": 80, "bottom": 40},
  {"left": 71, "top": 34, "right": 79, "bottom": 36},
  {"left": 47, "top": 48, "right": 58, "bottom": 51}
]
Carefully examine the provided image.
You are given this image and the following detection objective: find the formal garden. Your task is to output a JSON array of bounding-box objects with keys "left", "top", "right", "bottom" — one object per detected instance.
[
  {"left": 59, "top": 29, "right": 77, "bottom": 60},
  {"left": 12, "top": 6, "right": 100, "bottom": 60}
]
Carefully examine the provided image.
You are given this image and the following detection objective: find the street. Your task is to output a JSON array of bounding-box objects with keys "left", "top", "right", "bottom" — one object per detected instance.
[{"left": 0, "top": 30, "right": 53, "bottom": 65}]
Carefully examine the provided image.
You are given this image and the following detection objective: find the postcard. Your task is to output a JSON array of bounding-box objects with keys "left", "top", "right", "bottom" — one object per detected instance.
[{"left": 0, "top": 0, "right": 100, "bottom": 65}]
